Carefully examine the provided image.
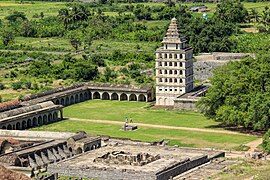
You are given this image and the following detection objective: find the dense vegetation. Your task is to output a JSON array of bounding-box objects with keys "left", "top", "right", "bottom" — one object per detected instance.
[{"left": 197, "top": 54, "right": 270, "bottom": 131}]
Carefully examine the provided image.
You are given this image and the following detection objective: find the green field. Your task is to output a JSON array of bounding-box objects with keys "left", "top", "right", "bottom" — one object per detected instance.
[
  {"left": 63, "top": 100, "right": 220, "bottom": 128},
  {"left": 32, "top": 119, "right": 257, "bottom": 150}
]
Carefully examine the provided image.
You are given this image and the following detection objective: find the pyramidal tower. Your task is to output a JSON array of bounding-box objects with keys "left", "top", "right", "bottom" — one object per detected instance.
[{"left": 155, "top": 18, "right": 193, "bottom": 106}]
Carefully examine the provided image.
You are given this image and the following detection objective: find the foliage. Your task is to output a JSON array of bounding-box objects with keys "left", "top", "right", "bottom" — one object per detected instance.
[
  {"left": 215, "top": 0, "right": 248, "bottom": 23},
  {"left": 262, "top": 129, "right": 270, "bottom": 153},
  {"left": 1, "top": 28, "right": 15, "bottom": 46},
  {"left": 197, "top": 54, "right": 270, "bottom": 130}
]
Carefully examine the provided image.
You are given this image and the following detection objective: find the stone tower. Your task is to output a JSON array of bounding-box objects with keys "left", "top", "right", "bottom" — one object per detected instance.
[{"left": 155, "top": 18, "right": 193, "bottom": 106}]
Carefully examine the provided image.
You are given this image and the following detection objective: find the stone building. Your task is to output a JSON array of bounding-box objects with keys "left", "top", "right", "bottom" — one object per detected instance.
[{"left": 155, "top": 18, "right": 193, "bottom": 106}]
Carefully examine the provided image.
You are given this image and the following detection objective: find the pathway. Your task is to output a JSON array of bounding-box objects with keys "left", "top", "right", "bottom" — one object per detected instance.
[{"left": 67, "top": 117, "right": 254, "bottom": 136}]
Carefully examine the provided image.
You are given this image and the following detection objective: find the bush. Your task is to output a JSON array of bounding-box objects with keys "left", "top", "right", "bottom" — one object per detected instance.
[
  {"left": 11, "top": 81, "right": 23, "bottom": 90},
  {"left": 262, "top": 129, "right": 270, "bottom": 153}
]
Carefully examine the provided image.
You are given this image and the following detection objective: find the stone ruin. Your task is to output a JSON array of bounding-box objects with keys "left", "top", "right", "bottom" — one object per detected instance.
[{"left": 94, "top": 151, "right": 160, "bottom": 166}]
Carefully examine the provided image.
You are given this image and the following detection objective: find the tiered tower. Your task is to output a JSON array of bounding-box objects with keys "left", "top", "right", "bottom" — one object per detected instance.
[{"left": 155, "top": 18, "right": 193, "bottom": 106}]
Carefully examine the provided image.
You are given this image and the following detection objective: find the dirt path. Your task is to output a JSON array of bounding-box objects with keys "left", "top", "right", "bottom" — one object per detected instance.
[
  {"left": 67, "top": 117, "right": 254, "bottom": 136},
  {"left": 246, "top": 138, "right": 262, "bottom": 152}
]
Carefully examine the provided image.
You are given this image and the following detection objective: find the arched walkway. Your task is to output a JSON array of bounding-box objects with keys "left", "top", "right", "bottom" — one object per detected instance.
[
  {"left": 1, "top": 126, "right": 6, "bottom": 129},
  {"left": 27, "top": 119, "right": 32, "bottom": 128},
  {"left": 102, "top": 92, "right": 110, "bottom": 100},
  {"left": 164, "top": 98, "right": 168, "bottom": 105},
  {"left": 76, "top": 147, "right": 83, "bottom": 154},
  {"left": 61, "top": 98, "right": 65, "bottom": 106},
  {"left": 48, "top": 113, "right": 53, "bottom": 122},
  {"left": 43, "top": 115, "right": 48, "bottom": 124},
  {"left": 120, "top": 93, "right": 128, "bottom": 101},
  {"left": 93, "top": 92, "right": 100, "bottom": 99},
  {"left": 33, "top": 117, "right": 38, "bottom": 126},
  {"left": 22, "top": 121, "right": 27, "bottom": 129},
  {"left": 80, "top": 93, "right": 84, "bottom": 102},
  {"left": 129, "top": 94, "right": 137, "bottom": 101},
  {"left": 111, "top": 93, "right": 119, "bottom": 100},
  {"left": 75, "top": 94, "right": 79, "bottom": 103},
  {"left": 55, "top": 99, "right": 60, "bottom": 105},
  {"left": 16, "top": 122, "right": 21, "bottom": 130},
  {"left": 70, "top": 96, "right": 75, "bottom": 104},
  {"left": 138, "top": 94, "right": 146, "bottom": 101},
  {"left": 66, "top": 97, "right": 70, "bottom": 106},
  {"left": 38, "top": 116, "right": 42, "bottom": 125},
  {"left": 7, "top": 124, "right": 12, "bottom": 130},
  {"left": 158, "top": 98, "right": 163, "bottom": 105},
  {"left": 53, "top": 112, "right": 58, "bottom": 121}
]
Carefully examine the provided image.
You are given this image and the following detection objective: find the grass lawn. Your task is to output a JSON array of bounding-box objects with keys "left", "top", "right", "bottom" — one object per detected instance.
[
  {"left": 64, "top": 100, "right": 220, "bottom": 128},
  {"left": 32, "top": 120, "right": 258, "bottom": 150},
  {"left": 0, "top": 1, "right": 66, "bottom": 19}
]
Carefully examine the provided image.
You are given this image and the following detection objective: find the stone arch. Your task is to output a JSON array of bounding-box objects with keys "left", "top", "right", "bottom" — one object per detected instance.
[
  {"left": 27, "top": 119, "right": 32, "bottom": 128},
  {"left": 111, "top": 93, "right": 119, "bottom": 100},
  {"left": 80, "top": 93, "right": 84, "bottom": 102},
  {"left": 75, "top": 94, "right": 79, "bottom": 103},
  {"left": 174, "top": 54, "right": 177, "bottom": 59},
  {"left": 174, "top": 78, "right": 177, "bottom": 83},
  {"left": 165, "top": 70, "right": 167, "bottom": 74},
  {"left": 174, "top": 62, "right": 177, "bottom": 66},
  {"left": 61, "top": 98, "right": 65, "bottom": 106},
  {"left": 85, "top": 147, "right": 90, "bottom": 152},
  {"left": 65, "top": 96, "right": 70, "bottom": 106},
  {"left": 76, "top": 147, "right": 83, "bottom": 154},
  {"left": 138, "top": 94, "right": 146, "bottom": 102},
  {"left": 159, "top": 70, "right": 162, "bottom": 74},
  {"left": 102, "top": 92, "right": 110, "bottom": 100},
  {"left": 48, "top": 113, "right": 53, "bottom": 122},
  {"left": 93, "top": 92, "right": 101, "bottom": 99},
  {"left": 169, "top": 70, "right": 172, "bottom": 74},
  {"left": 180, "top": 70, "right": 183, "bottom": 75},
  {"left": 120, "top": 93, "right": 128, "bottom": 101},
  {"left": 165, "top": 62, "right": 167, "bottom": 66},
  {"left": 33, "top": 117, "right": 38, "bottom": 126},
  {"left": 165, "top": 54, "right": 167, "bottom": 58},
  {"left": 1, "top": 126, "right": 6, "bottom": 129},
  {"left": 55, "top": 99, "right": 60, "bottom": 105},
  {"left": 164, "top": 98, "right": 168, "bottom": 105},
  {"left": 169, "top": 62, "right": 172, "bottom": 66},
  {"left": 165, "top": 78, "right": 168, "bottom": 82},
  {"left": 38, "top": 116, "right": 42, "bottom": 125},
  {"left": 84, "top": 91, "right": 89, "bottom": 100},
  {"left": 16, "top": 122, "right": 21, "bottom": 130},
  {"left": 180, "top": 79, "right": 183, "bottom": 83},
  {"left": 129, "top": 94, "right": 137, "bottom": 101},
  {"left": 158, "top": 98, "right": 163, "bottom": 105},
  {"left": 70, "top": 96, "right": 75, "bottom": 104},
  {"left": 7, "top": 124, "right": 12, "bottom": 130},
  {"left": 21, "top": 121, "right": 26, "bottom": 129},
  {"left": 169, "top": 78, "right": 172, "bottom": 83},
  {"left": 43, "top": 115, "right": 48, "bottom": 124},
  {"left": 180, "top": 54, "right": 183, "bottom": 59},
  {"left": 159, "top": 62, "right": 162, "bottom": 66},
  {"left": 169, "top": 54, "right": 172, "bottom": 58},
  {"left": 53, "top": 112, "right": 58, "bottom": 121},
  {"left": 174, "top": 70, "right": 177, "bottom": 74},
  {"left": 91, "top": 145, "right": 96, "bottom": 150},
  {"left": 180, "top": 62, "right": 183, "bottom": 67},
  {"left": 69, "top": 147, "right": 73, "bottom": 153},
  {"left": 159, "top": 78, "right": 162, "bottom": 82}
]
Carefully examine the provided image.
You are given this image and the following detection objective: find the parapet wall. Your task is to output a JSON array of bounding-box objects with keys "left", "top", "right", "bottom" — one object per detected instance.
[{"left": 194, "top": 61, "right": 226, "bottom": 81}]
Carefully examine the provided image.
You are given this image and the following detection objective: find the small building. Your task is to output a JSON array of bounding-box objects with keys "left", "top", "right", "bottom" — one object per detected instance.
[{"left": 67, "top": 131, "right": 101, "bottom": 155}]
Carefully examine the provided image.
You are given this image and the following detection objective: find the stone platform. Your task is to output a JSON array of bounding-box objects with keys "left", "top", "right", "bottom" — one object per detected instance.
[{"left": 121, "top": 125, "right": 138, "bottom": 131}]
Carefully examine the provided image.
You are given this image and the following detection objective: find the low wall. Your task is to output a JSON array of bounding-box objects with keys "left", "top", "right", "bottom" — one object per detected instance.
[
  {"left": 156, "top": 155, "right": 209, "bottom": 180},
  {"left": 0, "top": 130, "right": 75, "bottom": 140},
  {"left": 47, "top": 164, "right": 156, "bottom": 180},
  {"left": 193, "top": 61, "right": 226, "bottom": 81},
  {"left": 174, "top": 98, "right": 198, "bottom": 111}
]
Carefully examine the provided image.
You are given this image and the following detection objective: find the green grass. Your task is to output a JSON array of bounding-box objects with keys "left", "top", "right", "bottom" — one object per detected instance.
[
  {"left": 64, "top": 100, "right": 220, "bottom": 128},
  {"left": 0, "top": 1, "right": 66, "bottom": 19},
  {"left": 13, "top": 37, "right": 73, "bottom": 52},
  {"left": 32, "top": 120, "right": 257, "bottom": 150},
  {"left": 215, "top": 159, "right": 270, "bottom": 179}
]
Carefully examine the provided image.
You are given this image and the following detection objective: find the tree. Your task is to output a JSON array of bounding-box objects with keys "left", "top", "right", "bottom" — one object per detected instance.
[
  {"left": 1, "top": 28, "right": 15, "bottom": 46},
  {"left": 5, "top": 11, "right": 27, "bottom": 22},
  {"left": 261, "top": 6, "right": 270, "bottom": 31},
  {"left": 67, "top": 30, "right": 83, "bottom": 51},
  {"left": 197, "top": 54, "right": 270, "bottom": 131},
  {"left": 262, "top": 129, "right": 270, "bottom": 153},
  {"left": 215, "top": 0, "right": 248, "bottom": 23}
]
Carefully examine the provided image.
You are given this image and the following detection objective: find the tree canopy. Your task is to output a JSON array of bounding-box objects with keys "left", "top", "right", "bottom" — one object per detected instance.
[{"left": 197, "top": 54, "right": 270, "bottom": 131}]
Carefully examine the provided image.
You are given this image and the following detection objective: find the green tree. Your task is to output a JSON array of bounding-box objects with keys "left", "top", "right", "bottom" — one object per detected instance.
[
  {"left": 261, "top": 6, "right": 270, "bottom": 31},
  {"left": 262, "top": 129, "right": 270, "bottom": 153},
  {"left": 1, "top": 28, "right": 15, "bottom": 46},
  {"left": 215, "top": 0, "right": 248, "bottom": 23},
  {"left": 5, "top": 11, "right": 27, "bottom": 22},
  {"left": 197, "top": 54, "right": 270, "bottom": 130}
]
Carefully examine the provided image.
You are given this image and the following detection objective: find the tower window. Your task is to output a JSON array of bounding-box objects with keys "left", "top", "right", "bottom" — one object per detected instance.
[
  {"left": 180, "top": 54, "right": 183, "bottom": 59},
  {"left": 169, "top": 70, "right": 172, "bottom": 74},
  {"left": 174, "top": 54, "right": 177, "bottom": 59},
  {"left": 165, "top": 54, "right": 167, "bottom": 58},
  {"left": 159, "top": 53, "right": 162, "bottom": 58},
  {"left": 169, "top": 54, "right": 172, "bottom": 59},
  {"left": 174, "top": 62, "right": 177, "bottom": 66},
  {"left": 159, "top": 70, "right": 162, "bottom": 74},
  {"left": 180, "top": 62, "right": 182, "bottom": 67},
  {"left": 165, "top": 78, "right": 168, "bottom": 82},
  {"left": 180, "top": 70, "right": 183, "bottom": 75},
  {"left": 165, "top": 45, "right": 168, "bottom": 49},
  {"left": 165, "top": 62, "right": 167, "bottom": 66},
  {"left": 174, "top": 70, "right": 177, "bottom": 74},
  {"left": 180, "top": 79, "right": 183, "bottom": 83},
  {"left": 169, "top": 62, "right": 172, "bottom": 66},
  {"left": 174, "top": 79, "right": 177, "bottom": 83},
  {"left": 165, "top": 70, "right": 167, "bottom": 74},
  {"left": 159, "top": 78, "right": 162, "bottom": 82},
  {"left": 159, "top": 62, "right": 162, "bottom": 66},
  {"left": 169, "top": 78, "right": 172, "bottom": 82},
  {"left": 176, "top": 44, "right": 178, "bottom": 49}
]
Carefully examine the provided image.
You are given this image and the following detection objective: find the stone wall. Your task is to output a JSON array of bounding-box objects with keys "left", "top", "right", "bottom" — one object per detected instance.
[
  {"left": 193, "top": 61, "right": 226, "bottom": 81},
  {"left": 173, "top": 98, "right": 198, "bottom": 111},
  {"left": 156, "top": 155, "right": 209, "bottom": 180},
  {"left": 47, "top": 164, "right": 156, "bottom": 180}
]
